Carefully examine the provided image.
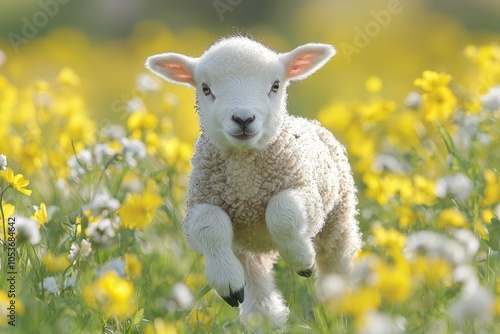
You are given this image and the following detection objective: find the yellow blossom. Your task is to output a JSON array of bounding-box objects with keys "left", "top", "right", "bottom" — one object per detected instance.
[
  {"left": 31, "top": 203, "right": 48, "bottom": 225},
  {"left": 398, "top": 205, "right": 417, "bottom": 228},
  {"left": 0, "top": 201, "right": 15, "bottom": 228},
  {"left": 117, "top": 191, "right": 163, "bottom": 229},
  {"left": 57, "top": 67, "right": 80, "bottom": 86},
  {"left": 0, "top": 290, "right": 24, "bottom": 326},
  {"left": 144, "top": 318, "right": 178, "bottom": 334},
  {"left": 332, "top": 286, "right": 381, "bottom": 317},
  {"left": 421, "top": 86, "right": 457, "bottom": 123},
  {"left": 414, "top": 71, "right": 453, "bottom": 92},
  {"left": 83, "top": 270, "right": 136, "bottom": 319},
  {"left": 411, "top": 255, "right": 452, "bottom": 285},
  {"left": 43, "top": 252, "right": 70, "bottom": 273},
  {"left": 125, "top": 253, "right": 143, "bottom": 278},
  {"left": 482, "top": 170, "right": 500, "bottom": 206},
  {"left": 372, "top": 225, "right": 406, "bottom": 251},
  {"left": 438, "top": 208, "right": 469, "bottom": 229},
  {"left": 375, "top": 257, "right": 412, "bottom": 302},
  {"left": 2, "top": 167, "right": 32, "bottom": 196},
  {"left": 365, "top": 76, "right": 382, "bottom": 94},
  {"left": 189, "top": 307, "right": 215, "bottom": 331},
  {"left": 128, "top": 111, "right": 158, "bottom": 132}
]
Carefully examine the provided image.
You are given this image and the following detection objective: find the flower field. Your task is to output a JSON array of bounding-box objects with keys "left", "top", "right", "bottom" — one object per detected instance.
[{"left": 1, "top": 5, "right": 500, "bottom": 333}]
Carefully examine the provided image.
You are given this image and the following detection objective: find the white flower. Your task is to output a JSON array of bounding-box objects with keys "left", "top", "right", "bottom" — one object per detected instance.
[
  {"left": 12, "top": 216, "right": 41, "bottom": 245},
  {"left": 0, "top": 154, "right": 7, "bottom": 171},
  {"left": 404, "top": 91, "right": 422, "bottom": 109},
  {"left": 405, "top": 230, "right": 466, "bottom": 266},
  {"left": 449, "top": 287, "right": 494, "bottom": 324},
  {"left": 435, "top": 173, "right": 474, "bottom": 201},
  {"left": 68, "top": 242, "right": 80, "bottom": 262},
  {"left": 127, "top": 97, "right": 146, "bottom": 113},
  {"left": 453, "top": 265, "right": 479, "bottom": 296},
  {"left": 80, "top": 239, "right": 92, "bottom": 257},
  {"left": 481, "top": 85, "right": 500, "bottom": 111},
  {"left": 40, "top": 277, "right": 59, "bottom": 294},
  {"left": 97, "top": 258, "right": 126, "bottom": 278},
  {"left": 87, "top": 218, "right": 117, "bottom": 248},
  {"left": 101, "top": 125, "right": 126, "bottom": 140},
  {"left": 372, "top": 154, "right": 410, "bottom": 173},
  {"left": 171, "top": 283, "right": 195, "bottom": 310},
  {"left": 0, "top": 50, "right": 5, "bottom": 67},
  {"left": 357, "top": 312, "right": 407, "bottom": 334},
  {"left": 67, "top": 149, "right": 93, "bottom": 176},
  {"left": 315, "top": 273, "right": 349, "bottom": 302},
  {"left": 93, "top": 143, "right": 119, "bottom": 165},
  {"left": 64, "top": 270, "right": 78, "bottom": 289},
  {"left": 120, "top": 138, "right": 147, "bottom": 167},
  {"left": 452, "top": 229, "right": 479, "bottom": 261},
  {"left": 87, "top": 189, "right": 120, "bottom": 216},
  {"left": 137, "top": 73, "right": 160, "bottom": 92}
]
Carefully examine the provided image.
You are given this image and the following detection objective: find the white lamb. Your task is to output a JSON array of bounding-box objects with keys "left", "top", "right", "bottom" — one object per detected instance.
[{"left": 146, "top": 36, "right": 361, "bottom": 328}]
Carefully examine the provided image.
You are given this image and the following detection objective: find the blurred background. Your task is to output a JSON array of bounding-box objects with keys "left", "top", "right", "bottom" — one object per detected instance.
[{"left": 1, "top": 0, "right": 500, "bottom": 142}]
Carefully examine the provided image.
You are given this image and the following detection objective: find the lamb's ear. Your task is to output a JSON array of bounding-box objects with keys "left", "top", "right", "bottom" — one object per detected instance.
[
  {"left": 145, "top": 53, "right": 198, "bottom": 87},
  {"left": 280, "top": 43, "right": 336, "bottom": 82}
]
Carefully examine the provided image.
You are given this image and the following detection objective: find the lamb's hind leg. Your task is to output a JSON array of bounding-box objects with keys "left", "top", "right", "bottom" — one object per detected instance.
[
  {"left": 238, "top": 253, "right": 289, "bottom": 329},
  {"left": 314, "top": 187, "right": 361, "bottom": 285},
  {"left": 184, "top": 204, "right": 245, "bottom": 307},
  {"left": 266, "top": 189, "right": 316, "bottom": 276}
]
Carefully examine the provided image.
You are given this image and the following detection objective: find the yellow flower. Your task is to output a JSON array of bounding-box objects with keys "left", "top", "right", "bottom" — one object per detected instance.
[
  {"left": 421, "top": 86, "right": 457, "bottom": 123},
  {"left": 0, "top": 290, "right": 24, "bottom": 326},
  {"left": 117, "top": 191, "right": 163, "bottom": 229},
  {"left": 31, "top": 203, "right": 48, "bottom": 225},
  {"left": 365, "top": 76, "right": 382, "bottom": 94},
  {"left": 2, "top": 167, "right": 32, "bottom": 196},
  {"left": 57, "top": 67, "right": 80, "bottom": 86},
  {"left": 375, "top": 257, "right": 412, "bottom": 302},
  {"left": 411, "top": 255, "right": 452, "bottom": 285},
  {"left": 414, "top": 71, "right": 453, "bottom": 92},
  {"left": 43, "top": 252, "right": 70, "bottom": 273},
  {"left": 398, "top": 205, "right": 417, "bottom": 228},
  {"left": 83, "top": 270, "right": 136, "bottom": 319},
  {"left": 438, "top": 209, "right": 469, "bottom": 229},
  {"left": 317, "top": 102, "right": 353, "bottom": 134},
  {"left": 125, "top": 253, "right": 143, "bottom": 278},
  {"left": 189, "top": 307, "right": 215, "bottom": 331},
  {"left": 0, "top": 201, "right": 15, "bottom": 231},
  {"left": 372, "top": 225, "right": 406, "bottom": 251},
  {"left": 403, "top": 175, "right": 436, "bottom": 205},
  {"left": 482, "top": 170, "right": 500, "bottom": 206},
  {"left": 333, "top": 286, "right": 381, "bottom": 317},
  {"left": 128, "top": 111, "right": 158, "bottom": 132},
  {"left": 144, "top": 318, "right": 178, "bottom": 334}
]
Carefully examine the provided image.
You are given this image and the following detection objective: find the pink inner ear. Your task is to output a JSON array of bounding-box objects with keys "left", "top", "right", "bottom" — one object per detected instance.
[
  {"left": 287, "top": 52, "right": 321, "bottom": 78},
  {"left": 159, "top": 61, "right": 195, "bottom": 85}
]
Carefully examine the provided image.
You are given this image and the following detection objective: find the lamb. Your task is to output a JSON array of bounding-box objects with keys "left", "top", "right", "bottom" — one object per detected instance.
[{"left": 145, "top": 36, "right": 361, "bottom": 328}]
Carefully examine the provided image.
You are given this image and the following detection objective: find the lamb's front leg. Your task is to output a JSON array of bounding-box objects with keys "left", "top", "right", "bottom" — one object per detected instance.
[
  {"left": 184, "top": 203, "right": 245, "bottom": 306},
  {"left": 266, "top": 189, "right": 316, "bottom": 277}
]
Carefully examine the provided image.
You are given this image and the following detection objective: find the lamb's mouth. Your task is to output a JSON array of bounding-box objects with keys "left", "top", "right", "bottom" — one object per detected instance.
[{"left": 231, "top": 131, "right": 259, "bottom": 141}]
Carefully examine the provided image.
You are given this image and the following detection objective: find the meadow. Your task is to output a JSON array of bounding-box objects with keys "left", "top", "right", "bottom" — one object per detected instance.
[{"left": 1, "top": 10, "right": 500, "bottom": 334}]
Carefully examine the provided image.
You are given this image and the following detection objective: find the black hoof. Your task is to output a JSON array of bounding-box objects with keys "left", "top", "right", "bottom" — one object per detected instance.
[
  {"left": 297, "top": 268, "right": 313, "bottom": 278},
  {"left": 222, "top": 287, "right": 244, "bottom": 307}
]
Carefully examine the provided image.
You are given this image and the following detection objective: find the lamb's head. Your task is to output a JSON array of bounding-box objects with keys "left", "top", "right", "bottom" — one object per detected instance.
[{"left": 146, "top": 36, "right": 335, "bottom": 151}]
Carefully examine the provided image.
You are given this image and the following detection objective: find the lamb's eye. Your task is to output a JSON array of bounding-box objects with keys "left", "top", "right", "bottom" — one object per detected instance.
[
  {"left": 201, "top": 84, "right": 211, "bottom": 96},
  {"left": 271, "top": 80, "right": 280, "bottom": 93}
]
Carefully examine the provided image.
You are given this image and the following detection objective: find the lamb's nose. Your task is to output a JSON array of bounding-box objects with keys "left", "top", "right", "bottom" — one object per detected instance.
[{"left": 232, "top": 115, "right": 255, "bottom": 130}]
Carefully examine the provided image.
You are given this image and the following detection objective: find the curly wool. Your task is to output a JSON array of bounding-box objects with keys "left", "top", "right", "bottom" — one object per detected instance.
[{"left": 186, "top": 114, "right": 360, "bottom": 263}]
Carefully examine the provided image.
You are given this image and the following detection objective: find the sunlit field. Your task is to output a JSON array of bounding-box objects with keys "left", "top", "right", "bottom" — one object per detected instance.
[{"left": 1, "top": 1, "right": 500, "bottom": 333}]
